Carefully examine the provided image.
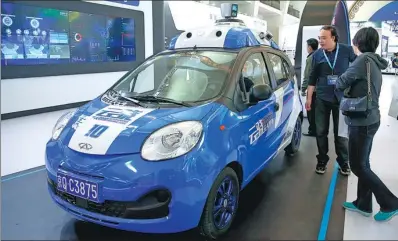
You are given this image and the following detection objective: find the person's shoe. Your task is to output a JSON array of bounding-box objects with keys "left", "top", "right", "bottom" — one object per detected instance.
[
  {"left": 374, "top": 209, "right": 398, "bottom": 222},
  {"left": 315, "top": 163, "right": 327, "bottom": 174},
  {"left": 302, "top": 131, "right": 316, "bottom": 137},
  {"left": 339, "top": 163, "right": 351, "bottom": 176},
  {"left": 342, "top": 202, "right": 372, "bottom": 217}
]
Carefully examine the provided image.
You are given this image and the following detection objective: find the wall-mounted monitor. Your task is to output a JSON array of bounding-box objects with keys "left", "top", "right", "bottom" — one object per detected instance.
[
  {"left": 105, "top": 0, "right": 140, "bottom": 7},
  {"left": 1, "top": 2, "right": 136, "bottom": 65},
  {"left": 1, "top": 0, "right": 144, "bottom": 79}
]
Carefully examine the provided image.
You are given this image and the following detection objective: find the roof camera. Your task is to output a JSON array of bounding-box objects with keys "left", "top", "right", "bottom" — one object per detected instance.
[
  {"left": 265, "top": 31, "right": 273, "bottom": 40},
  {"left": 216, "top": 3, "right": 244, "bottom": 24},
  {"left": 220, "top": 3, "right": 238, "bottom": 19}
]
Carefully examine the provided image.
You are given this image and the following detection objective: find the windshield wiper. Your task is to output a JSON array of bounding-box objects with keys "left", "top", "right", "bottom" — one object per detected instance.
[
  {"left": 131, "top": 95, "right": 191, "bottom": 107},
  {"left": 108, "top": 90, "right": 145, "bottom": 107},
  {"left": 120, "top": 95, "right": 145, "bottom": 107}
]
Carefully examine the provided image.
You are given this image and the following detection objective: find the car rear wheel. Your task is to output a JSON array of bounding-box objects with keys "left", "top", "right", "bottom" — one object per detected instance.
[
  {"left": 285, "top": 116, "right": 302, "bottom": 155},
  {"left": 199, "top": 167, "right": 240, "bottom": 240}
]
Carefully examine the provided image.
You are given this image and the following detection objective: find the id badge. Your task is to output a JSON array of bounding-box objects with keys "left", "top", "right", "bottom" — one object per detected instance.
[{"left": 327, "top": 75, "right": 338, "bottom": 85}]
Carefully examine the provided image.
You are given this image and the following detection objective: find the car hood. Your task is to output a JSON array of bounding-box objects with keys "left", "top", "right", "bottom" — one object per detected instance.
[{"left": 60, "top": 97, "right": 215, "bottom": 155}]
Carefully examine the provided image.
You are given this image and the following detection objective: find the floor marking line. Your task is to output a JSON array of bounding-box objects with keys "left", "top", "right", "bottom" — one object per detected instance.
[
  {"left": 318, "top": 161, "right": 339, "bottom": 241},
  {"left": 1, "top": 167, "right": 46, "bottom": 182}
]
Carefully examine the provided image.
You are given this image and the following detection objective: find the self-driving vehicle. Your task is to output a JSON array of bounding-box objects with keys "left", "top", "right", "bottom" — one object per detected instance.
[{"left": 45, "top": 3, "right": 303, "bottom": 240}]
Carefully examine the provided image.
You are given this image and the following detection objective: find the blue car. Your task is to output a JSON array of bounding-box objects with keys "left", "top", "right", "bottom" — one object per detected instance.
[{"left": 45, "top": 21, "right": 303, "bottom": 240}]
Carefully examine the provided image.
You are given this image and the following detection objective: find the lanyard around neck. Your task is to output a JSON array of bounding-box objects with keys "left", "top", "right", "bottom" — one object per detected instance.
[{"left": 323, "top": 43, "right": 339, "bottom": 72}]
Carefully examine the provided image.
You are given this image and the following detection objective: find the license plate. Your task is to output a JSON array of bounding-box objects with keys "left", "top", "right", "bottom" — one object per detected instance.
[{"left": 56, "top": 172, "right": 99, "bottom": 203}]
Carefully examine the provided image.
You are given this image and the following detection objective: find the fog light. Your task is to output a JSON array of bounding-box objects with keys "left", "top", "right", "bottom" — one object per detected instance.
[{"left": 156, "top": 190, "right": 170, "bottom": 203}]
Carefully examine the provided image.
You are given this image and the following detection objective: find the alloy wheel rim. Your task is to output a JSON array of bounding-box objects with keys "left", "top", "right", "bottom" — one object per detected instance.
[
  {"left": 212, "top": 176, "right": 237, "bottom": 229},
  {"left": 293, "top": 119, "right": 301, "bottom": 147}
]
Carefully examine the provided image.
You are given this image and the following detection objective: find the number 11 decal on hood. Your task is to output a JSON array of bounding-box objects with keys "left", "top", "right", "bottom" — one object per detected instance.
[{"left": 68, "top": 105, "right": 155, "bottom": 155}]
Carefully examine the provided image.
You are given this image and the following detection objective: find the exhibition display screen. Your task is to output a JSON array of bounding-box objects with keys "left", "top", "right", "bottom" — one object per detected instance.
[{"left": 1, "top": 1, "right": 136, "bottom": 66}]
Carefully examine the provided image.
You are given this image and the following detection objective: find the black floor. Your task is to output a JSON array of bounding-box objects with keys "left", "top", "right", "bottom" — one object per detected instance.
[{"left": 1, "top": 121, "right": 348, "bottom": 241}]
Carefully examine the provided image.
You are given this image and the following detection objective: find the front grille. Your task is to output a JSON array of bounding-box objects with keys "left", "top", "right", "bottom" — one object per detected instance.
[
  {"left": 53, "top": 184, "right": 127, "bottom": 218},
  {"left": 48, "top": 178, "right": 170, "bottom": 219}
]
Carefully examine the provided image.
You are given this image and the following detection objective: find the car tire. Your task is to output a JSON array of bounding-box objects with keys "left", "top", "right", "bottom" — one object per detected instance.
[
  {"left": 199, "top": 167, "right": 240, "bottom": 240},
  {"left": 285, "top": 116, "right": 302, "bottom": 155}
]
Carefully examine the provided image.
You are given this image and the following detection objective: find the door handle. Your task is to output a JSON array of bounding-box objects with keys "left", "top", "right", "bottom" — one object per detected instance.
[{"left": 274, "top": 103, "right": 279, "bottom": 111}]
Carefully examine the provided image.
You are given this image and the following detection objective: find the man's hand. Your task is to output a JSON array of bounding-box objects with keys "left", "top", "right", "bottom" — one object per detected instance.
[
  {"left": 306, "top": 85, "right": 316, "bottom": 111},
  {"left": 305, "top": 99, "right": 312, "bottom": 111}
]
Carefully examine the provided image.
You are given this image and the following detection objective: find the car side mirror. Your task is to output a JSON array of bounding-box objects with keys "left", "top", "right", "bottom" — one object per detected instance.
[{"left": 249, "top": 84, "right": 273, "bottom": 104}]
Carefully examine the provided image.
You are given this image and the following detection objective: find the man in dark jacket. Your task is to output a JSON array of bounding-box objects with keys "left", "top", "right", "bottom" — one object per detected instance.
[
  {"left": 305, "top": 25, "right": 357, "bottom": 175},
  {"left": 302, "top": 38, "right": 319, "bottom": 136}
]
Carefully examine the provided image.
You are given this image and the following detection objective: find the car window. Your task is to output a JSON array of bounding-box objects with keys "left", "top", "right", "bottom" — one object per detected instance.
[
  {"left": 266, "top": 53, "right": 290, "bottom": 87},
  {"left": 282, "top": 60, "right": 292, "bottom": 77},
  {"left": 241, "top": 53, "right": 271, "bottom": 92}
]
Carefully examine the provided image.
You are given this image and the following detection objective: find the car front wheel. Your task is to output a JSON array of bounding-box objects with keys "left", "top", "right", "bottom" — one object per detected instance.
[
  {"left": 199, "top": 167, "right": 240, "bottom": 240},
  {"left": 285, "top": 116, "right": 302, "bottom": 155}
]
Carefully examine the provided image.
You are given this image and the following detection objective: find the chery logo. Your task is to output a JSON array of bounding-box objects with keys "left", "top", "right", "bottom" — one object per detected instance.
[{"left": 78, "top": 143, "right": 92, "bottom": 150}]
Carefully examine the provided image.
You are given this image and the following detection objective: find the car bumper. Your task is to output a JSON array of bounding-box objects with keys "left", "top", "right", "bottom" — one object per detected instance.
[
  {"left": 47, "top": 182, "right": 190, "bottom": 233},
  {"left": 45, "top": 143, "right": 220, "bottom": 233}
]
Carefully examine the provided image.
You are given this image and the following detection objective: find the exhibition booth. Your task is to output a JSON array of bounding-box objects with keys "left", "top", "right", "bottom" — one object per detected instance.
[
  {"left": 367, "top": 0, "right": 398, "bottom": 74},
  {"left": 350, "top": 21, "right": 398, "bottom": 74},
  {"left": 279, "top": 1, "right": 398, "bottom": 77},
  {"left": 2, "top": 1, "right": 398, "bottom": 240}
]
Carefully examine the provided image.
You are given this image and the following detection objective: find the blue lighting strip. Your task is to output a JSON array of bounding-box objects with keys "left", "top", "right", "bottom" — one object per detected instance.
[
  {"left": 317, "top": 162, "right": 339, "bottom": 240},
  {"left": 1, "top": 167, "right": 46, "bottom": 182}
]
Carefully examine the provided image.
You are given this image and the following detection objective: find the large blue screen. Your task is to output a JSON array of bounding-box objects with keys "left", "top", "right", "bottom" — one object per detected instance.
[{"left": 1, "top": 2, "right": 136, "bottom": 66}]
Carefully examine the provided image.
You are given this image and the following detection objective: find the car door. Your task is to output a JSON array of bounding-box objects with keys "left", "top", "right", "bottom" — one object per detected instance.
[
  {"left": 263, "top": 51, "right": 295, "bottom": 149},
  {"left": 235, "top": 51, "right": 278, "bottom": 178}
]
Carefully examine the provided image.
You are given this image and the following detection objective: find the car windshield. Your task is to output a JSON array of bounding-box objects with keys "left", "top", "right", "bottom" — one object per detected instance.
[{"left": 111, "top": 50, "right": 237, "bottom": 102}]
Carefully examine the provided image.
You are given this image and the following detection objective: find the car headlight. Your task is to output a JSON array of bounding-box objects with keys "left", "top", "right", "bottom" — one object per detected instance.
[
  {"left": 51, "top": 110, "right": 76, "bottom": 140},
  {"left": 141, "top": 121, "right": 203, "bottom": 161}
]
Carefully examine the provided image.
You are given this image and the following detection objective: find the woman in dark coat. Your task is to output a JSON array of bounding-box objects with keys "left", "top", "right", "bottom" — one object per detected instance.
[{"left": 336, "top": 27, "right": 398, "bottom": 222}]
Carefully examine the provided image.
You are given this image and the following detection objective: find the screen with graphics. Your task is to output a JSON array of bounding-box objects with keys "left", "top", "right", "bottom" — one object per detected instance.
[
  {"left": 106, "top": 17, "right": 136, "bottom": 62},
  {"left": 22, "top": 4, "right": 70, "bottom": 64},
  {"left": 1, "top": 1, "right": 136, "bottom": 66},
  {"left": 69, "top": 11, "right": 107, "bottom": 63},
  {"left": 1, "top": 2, "right": 25, "bottom": 65}
]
